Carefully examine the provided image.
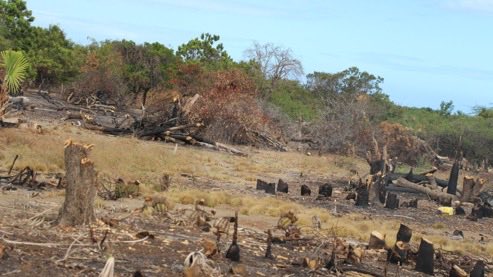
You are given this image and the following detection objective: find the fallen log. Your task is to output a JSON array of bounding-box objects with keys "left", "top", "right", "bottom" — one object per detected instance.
[
  {"left": 385, "top": 168, "right": 448, "bottom": 188},
  {"left": 137, "top": 123, "right": 203, "bottom": 138},
  {"left": 393, "top": 178, "right": 458, "bottom": 204},
  {"left": 195, "top": 141, "right": 247, "bottom": 157},
  {"left": 449, "top": 264, "right": 467, "bottom": 277}
]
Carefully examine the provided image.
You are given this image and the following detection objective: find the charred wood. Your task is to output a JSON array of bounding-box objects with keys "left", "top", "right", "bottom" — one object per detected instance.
[
  {"left": 277, "top": 179, "right": 289, "bottom": 193},
  {"left": 415, "top": 238, "right": 434, "bottom": 275},
  {"left": 447, "top": 161, "right": 460, "bottom": 195}
]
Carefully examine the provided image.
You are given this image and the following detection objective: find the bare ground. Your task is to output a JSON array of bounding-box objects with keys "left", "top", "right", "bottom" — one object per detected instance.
[{"left": 0, "top": 92, "right": 492, "bottom": 276}]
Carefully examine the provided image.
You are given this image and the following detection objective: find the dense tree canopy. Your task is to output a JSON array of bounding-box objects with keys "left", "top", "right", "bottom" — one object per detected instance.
[
  {"left": 177, "top": 33, "right": 232, "bottom": 67},
  {"left": 0, "top": 0, "right": 34, "bottom": 50},
  {"left": 306, "top": 67, "right": 383, "bottom": 96}
]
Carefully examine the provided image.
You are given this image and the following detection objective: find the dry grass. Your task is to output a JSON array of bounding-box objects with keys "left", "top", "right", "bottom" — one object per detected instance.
[
  {"left": 0, "top": 126, "right": 365, "bottom": 186},
  {"left": 163, "top": 188, "right": 493, "bottom": 256},
  {"left": 1, "top": 126, "right": 491, "bottom": 257}
]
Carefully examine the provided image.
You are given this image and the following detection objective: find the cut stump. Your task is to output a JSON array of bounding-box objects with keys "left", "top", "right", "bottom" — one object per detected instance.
[{"left": 57, "top": 140, "right": 97, "bottom": 226}]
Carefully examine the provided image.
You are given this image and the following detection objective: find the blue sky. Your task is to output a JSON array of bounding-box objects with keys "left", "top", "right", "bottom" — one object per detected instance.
[{"left": 27, "top": 0, "right": 493, "bottom": 112}]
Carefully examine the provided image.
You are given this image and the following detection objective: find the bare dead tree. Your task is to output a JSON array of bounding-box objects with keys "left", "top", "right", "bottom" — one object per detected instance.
[
  {"left": 310, "top": 93, "right": 371, "bottom": 154},
  {"left": 244, "top": 42, "right": 304, "bottom": 92}
]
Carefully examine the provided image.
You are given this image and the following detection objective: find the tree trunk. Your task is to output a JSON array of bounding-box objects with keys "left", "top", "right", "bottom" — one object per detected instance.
[
  {"left": 57, "top": 141, "right": 97, "bottom": 226},
  {"left": 355, "top": 185, "right": 369, "bottom": 207},
  {"left": 369, "top": 176, "right": 386, "bottom": 205},
  {"left": 447, "top": 161, "right": 460, "bottom": 195},
  {"left": 277, "top": 179, "right": 289, "bottom": 193},
  {"left": 368, "top": 231, "right": 386, "bottom": 249},
  {"left": 300, "top": 184, "right": 311, "bottom": 196},
  {"left": 318, "top": 183, "right": 332, "bottom": 197},
  {"left": 225, "top": 211, "right": 240, "bottom": 262},
  {"left": 461, "top": 176, "right": 475, "bottom": 202},
  {"left": 471, "top": 178, "right": 485, "bottom": 200},
  {"left": 415, "top": 238, "right": 434, "bottom": 275},
  {"left": 394, "top": 178, "right": 458, "bottom": 205},
  {"left": 388, "top": 241, "right": 408, "bottom": 265},
  {"left": 384, "top": 192, "right": 399, "bottom": 209},
  {"left": 396, "top": 224, "right": 412, "bottom": 243}
]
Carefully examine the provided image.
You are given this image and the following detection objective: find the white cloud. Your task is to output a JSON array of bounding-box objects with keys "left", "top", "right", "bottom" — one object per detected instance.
[{"left": 445, "top": 0, "right": 493, "bottom": 13}]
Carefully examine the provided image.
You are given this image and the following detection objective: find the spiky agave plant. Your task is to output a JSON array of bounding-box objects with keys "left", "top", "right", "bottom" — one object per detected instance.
[{"left": 1, "top": 50, "right": 29, "bottom": 96}]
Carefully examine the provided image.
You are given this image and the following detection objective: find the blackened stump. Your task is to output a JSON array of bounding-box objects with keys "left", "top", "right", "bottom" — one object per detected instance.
[
  {"left": 301, "top": 184, "right": 311, "bottom": 196},
  {"left": 277, "top": 179, "right": 289, "bottom": 193},
  {"left": 318, "top": 183, "right": 332, "bottom": 197}
]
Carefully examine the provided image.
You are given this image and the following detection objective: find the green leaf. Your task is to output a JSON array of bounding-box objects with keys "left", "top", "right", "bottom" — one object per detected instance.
[{"left": 1, "top": 50, "right": 30, "bottom": 95}]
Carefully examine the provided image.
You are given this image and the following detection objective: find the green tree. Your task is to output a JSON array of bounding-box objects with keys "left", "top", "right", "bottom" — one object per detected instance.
[
  {"left": 0, "top": 0, "right": 34, "bottom": 50},
  {"left": 473, "top": 106, "right": 493, "bottom": 119},
  {"left": 177, "top": 33, "right": 232, "bottom": 67},
  {"left": 0, "top": 49, "right": 29, "bottom": 95},
  {"left": 438, "top": 100, "right": 454, "bottom": 116},
  {"left": 110, "top": 40, "right": 177, "bottom": 104},
  {"left": 28, "top": 25, "right": 82, "bottom": 86},
  {"left": 306, "top": 67, "right": 383, "bottom": 96}
]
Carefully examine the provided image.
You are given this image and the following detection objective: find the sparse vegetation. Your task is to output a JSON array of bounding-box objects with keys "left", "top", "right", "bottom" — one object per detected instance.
[{"left": 1, "top": 1, "right": 493, "bottom": 276}]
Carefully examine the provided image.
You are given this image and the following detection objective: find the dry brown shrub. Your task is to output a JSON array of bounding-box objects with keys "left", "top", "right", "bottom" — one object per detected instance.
[
  {"left": 171, "top": 63, "right": 206, "bottom": 97},
  {"left": 378, "top": 121, "right": 433, "bottom": 165},
  {"left": 142, "top": 88, "right": 182, "bottom": 122},
  {"left": 188, "top": 69, "right": 280, "bottom": 145},
  {"left": 67, "top": 50, "right": 127, "bottom": 107}
]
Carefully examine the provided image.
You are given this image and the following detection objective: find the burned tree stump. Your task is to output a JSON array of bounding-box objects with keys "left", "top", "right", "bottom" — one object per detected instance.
[
  {"left": 57, "top": 141, "right": 97, "bottom": 226},
  {"left": 401, "top": 198, "right": 418, "bottom": 208},
  {"left": 277, "top": 179, "right": 289, "bottom": 193},
  {"left": 470, "top": 260, "right": 485, "bottom": 277},
  {"left": 396, "top": 224, "right": 412, "bottom": 243},
  {"left": 368, "top": 231, "right": 386, "bottom": 249},
  {"left": 388, "top": 241, "right": 408, "bottom": 265},
  {"left": 301, "top": 184, "right": 311, "bottom": 196},
  {"left": 415, "top": 238, "right": 434, "bottom": 275},
  {"left": 256, "top": 179, "right": 276, "bottom": 195},
  {"left": 226, "top": 211, "right": 240, "bottom": 262},
  {"left": 384, "top": 192, "right": 399, "bottom": 209},
  {"left": 265, "top": 182, "right": 276, "bottom": 195},
  {"left": 256, "top": 179, "right": 268, "bottom": 191},
  {"left": 355, "top": 186, "right": 369, "bottom": 207},
  {"left": 318, "top": 183, "right": 332, "bottom": 197},
  {"left": 265, "top": 229, "right": 273, "bottom": 259},
  {"left": 369, "top": 160, "right": 386, "bottom": 175},
  {"left": 447, "top": 161, "right": 460, "bottom": 195},
  {"left": 469, "top": 203, "right": 493, "bottom": 220}
]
